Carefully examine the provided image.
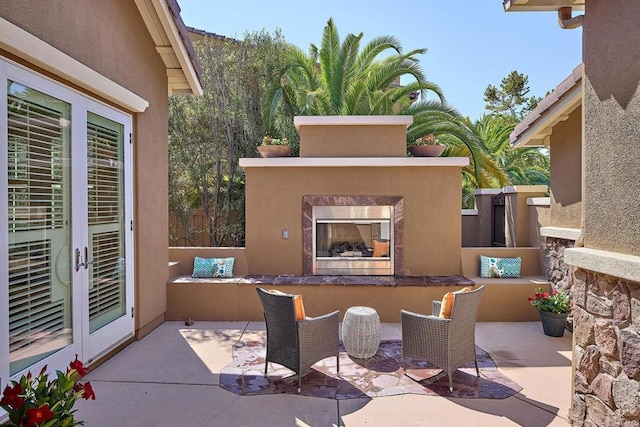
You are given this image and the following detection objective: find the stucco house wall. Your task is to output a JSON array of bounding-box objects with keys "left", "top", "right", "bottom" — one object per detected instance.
[
  {"left": 0, "top": 0, "right": 190, "bottom": 337},
  {"left": 582, "top": 2, "right": 640, "bottom": 256},
  {"left": 549, "top": 106, "right": 582, "bottom": 229},
  {"left": 244, "top": 165, "right": 463, "bottom": 276}
]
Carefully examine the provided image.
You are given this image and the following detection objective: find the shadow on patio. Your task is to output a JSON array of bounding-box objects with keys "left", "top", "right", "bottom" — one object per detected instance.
[{"left": 74, "top": 321, "right": 572, "bottom": 426}]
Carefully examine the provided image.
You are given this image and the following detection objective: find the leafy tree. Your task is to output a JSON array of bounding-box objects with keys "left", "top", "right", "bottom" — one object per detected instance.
[
  {"left": 169, "top": 30, "right": 288, "bottom": 246},
  {"left": 484, "top": 70, "right": 540, "bottom": 120}
]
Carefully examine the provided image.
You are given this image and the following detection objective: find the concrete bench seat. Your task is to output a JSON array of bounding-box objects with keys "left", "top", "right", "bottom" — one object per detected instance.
[{"left": 166, "top": 246, "right": 550, "bottom": 323}]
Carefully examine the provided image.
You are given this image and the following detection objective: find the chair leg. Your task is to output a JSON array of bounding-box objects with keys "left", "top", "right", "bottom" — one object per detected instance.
[
  {"left": 449, "top": 372, "right": 454, "bottom": 393},
  {"left": 475, "top": 354, "right": 480, "bottom": 378},
  {"left": 297, "top": 372, "right": 301, "bottom": 394},
  {"left": 336, "top": 353, "right": 340, "bottom": 375},
  {"left": 264, "top": 361, "right": 268, "bottom": 376}
]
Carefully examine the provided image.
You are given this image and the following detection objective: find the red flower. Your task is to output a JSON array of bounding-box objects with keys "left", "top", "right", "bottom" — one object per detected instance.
[
  {"left": 26, "top": 404, "right": 54, "bottom": 426},
  {"left": 81, "top": 382, "right": 95, "bottom": 400},
  {"left": 0, "top": 383, "right": 25, "bottom": 409},
  {"left": 69, "top": 355, "right": 88, "bottom": 377}
]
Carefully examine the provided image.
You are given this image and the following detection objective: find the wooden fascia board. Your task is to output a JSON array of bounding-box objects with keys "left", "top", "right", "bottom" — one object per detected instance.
[
  {"left": 135, "top": 0, "right": 203, "bottom": 96},
  {"left": 503, "top": 0, "right": 585, "bottom": 12},
  {"left": 511, "top": 84, "right": 582, "bottom": 147}
]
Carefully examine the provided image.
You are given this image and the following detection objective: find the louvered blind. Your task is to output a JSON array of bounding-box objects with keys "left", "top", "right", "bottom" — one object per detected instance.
[
  {"left": 6, "top": 82, "right": 71, "bottom": 375},
  {"left": 8, "top": 240, "right": 66, "bottom": 355},
  {"left": 89, "top": 231, "right": 125, "bottom": 328},
  {"left": 87, "top": 117, "right": 122, "bottom": 225},
  {"left": 87, "top": 113, "right": 125, "bottom": 332},
  {"left": 7, "top": 83, "right": 65, "bottom": 231}
]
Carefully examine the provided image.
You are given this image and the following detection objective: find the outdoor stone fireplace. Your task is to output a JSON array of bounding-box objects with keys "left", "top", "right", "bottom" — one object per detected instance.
[
  {"left": 239, "top": 116, "right": 468, "bottom": 277},
  {"left": 302, "top": 195, "right": 403, "bottom": 276}
]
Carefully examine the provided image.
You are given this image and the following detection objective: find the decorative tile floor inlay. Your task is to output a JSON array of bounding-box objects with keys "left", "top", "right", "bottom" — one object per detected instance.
[{"left": 220, "top": 340, "right": 522, "bottom": 400}]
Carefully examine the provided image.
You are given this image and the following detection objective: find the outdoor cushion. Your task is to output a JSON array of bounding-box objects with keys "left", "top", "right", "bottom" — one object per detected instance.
[
  {"left": 479, "top": 255, "right": 521, "bottom": 278},
  {"left": 191, "top": 256, "right": 235, "bottom": 278},
  {"left": 263, "top": 289, "right": 306, "bottom": 320},
  {"left": 439, "top": 286, "right": 474, "bottom": 319},
  {"left": 373, "top": 239, "right": 390, "bottom": 257}
]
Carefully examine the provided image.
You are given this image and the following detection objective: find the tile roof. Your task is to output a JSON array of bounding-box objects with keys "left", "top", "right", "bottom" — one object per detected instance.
[{"left": 510, "top": 63, "right": 582, "bottom": 147}]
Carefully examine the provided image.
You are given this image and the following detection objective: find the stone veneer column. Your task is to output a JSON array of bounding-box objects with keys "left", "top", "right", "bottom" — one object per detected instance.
[
  {"left": 547, "top": 238, "right": 576, "bottom": 293},
  {"left": 546, "top": 237, "right": 577, "bottom": 330},
  {"left": 570, "top": 269, "right": 640, "bottom": 426}
]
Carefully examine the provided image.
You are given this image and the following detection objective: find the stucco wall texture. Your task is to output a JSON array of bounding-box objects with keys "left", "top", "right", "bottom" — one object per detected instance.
[
  {"left": 1, "top": 0, "right": 171, "bottom": 335},
  {"left": 244, "top": 166, "right": 463, "bottom": 276},
  {"left": 583, "top": 0, "right": 640, "bottom": 256},
  {"left": 550, "top": 106, "right": 582, "bottom": 229}
]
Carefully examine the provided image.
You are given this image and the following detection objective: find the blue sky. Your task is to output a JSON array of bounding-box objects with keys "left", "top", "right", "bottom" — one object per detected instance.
[{"left": 179, "top": 0, "right": 582, "bottom": 120}]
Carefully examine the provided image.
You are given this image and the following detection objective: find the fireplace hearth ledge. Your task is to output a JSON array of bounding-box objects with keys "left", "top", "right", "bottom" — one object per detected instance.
[
  {"left": 239, "top": 157, "right": 470, "bottom": 168},
  {"left": 236, "top": 274, "right": 475, "bottom": 287}
]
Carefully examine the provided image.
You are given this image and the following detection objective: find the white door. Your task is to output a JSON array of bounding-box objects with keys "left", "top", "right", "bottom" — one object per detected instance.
[{"left": 1, "top": 60, "right": 134, "bottom": 384}]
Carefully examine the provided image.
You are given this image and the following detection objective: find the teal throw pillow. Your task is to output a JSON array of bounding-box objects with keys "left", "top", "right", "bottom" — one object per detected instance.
[
  {"left": 480, "top": 255, "right": 521, "bottom": 278},
  {"left": 192, "top": 257, "right": 235, "bottom": 278}
]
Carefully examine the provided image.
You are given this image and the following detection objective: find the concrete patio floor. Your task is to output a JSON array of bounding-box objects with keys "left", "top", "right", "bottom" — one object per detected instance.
[{"left": 74, "top": 321, "right": 572, "bottom": 426}]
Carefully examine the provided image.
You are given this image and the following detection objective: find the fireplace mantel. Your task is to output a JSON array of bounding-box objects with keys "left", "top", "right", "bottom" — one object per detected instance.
[{"left": 239, "top": 157, "right": 470, "bottom": 168}]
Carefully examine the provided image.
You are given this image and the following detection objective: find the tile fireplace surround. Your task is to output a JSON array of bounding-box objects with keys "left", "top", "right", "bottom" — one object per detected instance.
[{"left": 302, "top": 195, "right": 404, "bottom": 276}]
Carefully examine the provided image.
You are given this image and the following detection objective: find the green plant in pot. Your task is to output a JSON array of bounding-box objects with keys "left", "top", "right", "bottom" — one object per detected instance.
[
  {"left": 407, "top": 134, "right": 446, "bottom": 157},
  {"left": 258, "top": 135, "right": 292, "bottom": 158},
  {"left": 527, "top": 287, "right": 571, "bottom": 337}
]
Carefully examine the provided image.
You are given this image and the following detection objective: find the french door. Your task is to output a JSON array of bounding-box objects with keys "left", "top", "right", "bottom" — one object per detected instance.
[{"left": 0, "top": 59, "right": 134, "bottom": 384}]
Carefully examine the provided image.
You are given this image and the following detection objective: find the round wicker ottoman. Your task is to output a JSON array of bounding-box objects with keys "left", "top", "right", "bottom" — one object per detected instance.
[{"left": 342, "top": 306, "right": 381, "bottom": 358}]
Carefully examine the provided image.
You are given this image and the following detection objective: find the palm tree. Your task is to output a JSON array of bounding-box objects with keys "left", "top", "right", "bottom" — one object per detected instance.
[
  {"left": 470, "top": 114, "right": 550, "bottom": 188},
  {"left": 264, "top": 18, "right": 442, "bottom": 121},
  {"left": 265, "top": 18, "right": 501, "bottom": 190}
]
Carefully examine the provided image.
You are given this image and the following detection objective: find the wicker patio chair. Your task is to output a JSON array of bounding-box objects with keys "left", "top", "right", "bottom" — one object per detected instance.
[
  {"left": 256, "top": 287, "right": 340, "bottom": 393},
  {"left": 401, "top": 285, "right": 485, "bottom": 392}
]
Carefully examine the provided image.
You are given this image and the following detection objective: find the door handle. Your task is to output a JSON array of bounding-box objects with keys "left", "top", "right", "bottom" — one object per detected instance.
[
  {"left": 74, "top": 248, "right": 84, "bottom": 272},
  {"left": 84, "top": 246, "right": 94, "bottom": 269}
]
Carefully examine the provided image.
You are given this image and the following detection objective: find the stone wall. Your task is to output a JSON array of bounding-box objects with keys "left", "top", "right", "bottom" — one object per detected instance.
[
  {"left": 546, "top": 237, "right": 577, "bottom": 330},
  {"left": 571, "top": 269, "right": 640, "bottom": 426},
  {"left": 546, "top": 238, "right": 576, "bottom": 294}
]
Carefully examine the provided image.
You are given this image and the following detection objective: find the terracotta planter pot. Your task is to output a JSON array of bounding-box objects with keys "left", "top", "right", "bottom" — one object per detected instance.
[
  {"left": 408, "top": 144, "right": 446, "bottom": 157},
  {"left": 538, "top": 310, "right": 568, "bottom": 337},
  {"left": 257, "top": 145, "right": 292, "bottom": 158}
]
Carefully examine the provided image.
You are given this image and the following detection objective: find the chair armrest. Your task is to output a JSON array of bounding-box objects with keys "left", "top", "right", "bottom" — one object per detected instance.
[
  {"left": 297, "top": 311, "right": 340, "bottom": 375},
  {"left": 300, "top": 310, "right": 339, "bottom": 327},
  {"left": 298, "top": 310, "right": 340, "bottom": 345},
  {"left": 401, "top": 309, "right": 449, "bottom": 338},
  {"left": 432, "top": 300, "right": 442, "bottom": 316}
]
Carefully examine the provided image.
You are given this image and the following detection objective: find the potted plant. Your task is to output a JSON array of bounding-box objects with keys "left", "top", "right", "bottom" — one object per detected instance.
[
  {"left": 257, "top": 135, "right": 292, "bottom": 158},
  {"left": 0, "top": 356, "right": 96, "bottom": 426},
  {"left": 407, "top": 134, "right": 446, "bottom": 157},
  {"left": 527, "top": 287, "right": 571, "bottom": 337}
]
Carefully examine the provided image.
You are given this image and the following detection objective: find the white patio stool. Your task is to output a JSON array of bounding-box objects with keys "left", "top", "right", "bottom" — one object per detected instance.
[{"left": 342, "top": 306, "right": 381, "bottom": 358}]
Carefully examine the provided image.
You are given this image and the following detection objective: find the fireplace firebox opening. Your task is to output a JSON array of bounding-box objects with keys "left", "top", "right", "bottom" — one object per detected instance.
[
  {"left": 313, "top": 205, "right": 393, "bottom": 275},
  {"left": 302, "top": 196, "right": 403, "bottom": 276}
]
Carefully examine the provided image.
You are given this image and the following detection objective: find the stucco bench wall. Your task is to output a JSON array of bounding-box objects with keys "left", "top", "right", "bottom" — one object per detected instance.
[
  {"left": 166, "top": 247, "right": 549, "bottom": 323},
  {"left": 166, "top": 275, "right": 476, "bottom": 323},
  {"left": 461, "top": 247, "right": 550, "bottom": 321}
]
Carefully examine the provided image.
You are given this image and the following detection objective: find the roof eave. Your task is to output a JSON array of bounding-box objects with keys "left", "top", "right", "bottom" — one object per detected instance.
[
  {"left": 503, "top": 0, "right": 585, "bottom": 12},
  {"left": 135, "top": 0, "right": 204, "bottom": 96},
  {"left": 510, "top": 64, "right": 583, "bottom": 148}
]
